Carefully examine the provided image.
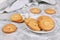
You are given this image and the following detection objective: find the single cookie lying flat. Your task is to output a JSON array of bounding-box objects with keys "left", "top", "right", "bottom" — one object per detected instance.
[
  {"left": 2, "top": 24, "right": 17, "bottom": 34},
  {"left": 45, "top": 8, "right": 56, "bottom": 15},
  {"left": 10, "top": 13, "right": 23, "bottom": 23},
  {"left": 30, "top": 8, "right": 41, "bottom": 14}
]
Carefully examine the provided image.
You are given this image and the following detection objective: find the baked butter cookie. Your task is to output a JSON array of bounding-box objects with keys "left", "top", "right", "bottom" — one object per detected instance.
[
  {"left": 30, "top": 8, "right": 41, "bottom": 14},
  {"left": 38, "top": 16, "right": 55, "bottom": 31},
  {"left": 45, "top": 8, "right": 56, "bottom": 15},
  {"left": 10, "top": 13, "right": 23, "bottom": 23},
  {"left": 25, "top": 18, "right": 40, "bottom": 31},
  {"left": 25, "top": 18, "right": 36, "bottom": 24},
  {"left": 2, "top": 24, "right": 17, "bottom": 34}
]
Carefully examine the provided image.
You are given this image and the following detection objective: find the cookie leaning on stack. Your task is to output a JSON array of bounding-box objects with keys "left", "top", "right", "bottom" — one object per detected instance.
[
  {"left": 25, "top": 18, "right": 41, "bottom": 31},
  {"left": 38, "top": 16, "right": 55, "bottom": 31}
]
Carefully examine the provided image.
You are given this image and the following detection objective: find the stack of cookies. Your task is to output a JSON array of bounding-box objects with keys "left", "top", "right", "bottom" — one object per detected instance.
[{"left": 25, "top": 16, "right": 55, "bottom": 31}]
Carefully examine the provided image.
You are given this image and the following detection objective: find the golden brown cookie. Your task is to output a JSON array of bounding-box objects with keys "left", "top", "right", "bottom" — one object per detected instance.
[
  {"left": 25, "top": 18, "right": 40, "bottom": 31},
  {"left": 25, "top": 18, "right": 37, "bottom": 25},
  {"left": 2, "top": 24, "right": 17, "bottom": 34},
  {"left": 17, "top": 19, "right": 24, "bottom": 23},
  {"left": 30, "top": 8, "right": 41, "bottom": 14},
  {"left": 38, "top": 16, "right": 55, "bottom": 31},
  {"left": 10, "top": 13, "right": 23, "bottom": 23},
  {"left": 45, "top": 8, "right": 56, "bottom": 15}
]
